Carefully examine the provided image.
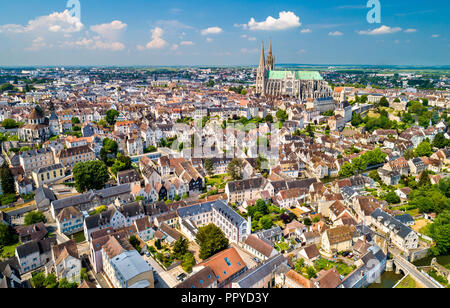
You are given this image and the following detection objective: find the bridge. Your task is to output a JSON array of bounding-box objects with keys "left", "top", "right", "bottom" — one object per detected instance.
[{"left": 392, "top": 254, "right": 443, "bottom": 288}]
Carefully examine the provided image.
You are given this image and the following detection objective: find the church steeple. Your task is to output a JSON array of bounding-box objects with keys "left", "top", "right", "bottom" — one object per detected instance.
[
  {"left": 266, "top": 40, "right": 275, "bottom": 71},
  {"left": 256, "top": 42, "right": 266, "bottom": 96},
  {"left": 259, "top": 42, "right": 265, "bottom": 68}
]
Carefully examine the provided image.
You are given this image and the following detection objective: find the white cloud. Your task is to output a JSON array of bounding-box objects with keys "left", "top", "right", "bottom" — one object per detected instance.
[
  {"left": 90, "top": 20, "right": 127, "bottom": 41},
  {"left": 245, "top": 11, "right": 301, "bottom": 31},
  {"left": 357, "top": 25, "right": 402, "bottom": 35},
  {"left": 26, "top": 37, "right": 48, "bottom": 51},
  {"left": 206, "top": 37, "right": 213, "bottom": 43},
  {"left": 61, "top": 38, "right": 125, "bottom": 51},
  {"left": 201, "top": 27, "right": 223, "bottom": 35},
  {"left": 241, "top": 34, "right": 256, "bottom": 41},
  {"left": 240, "top": 48, "right": 258, "bottom": 54},
  {"left": 139, "top": 27, "right": 168, "bottom": 50},
  {"left": 180, "top": 41, "right": 194, "bottom": 46},
  {"left": 298, "top": 49, "right": 307, "bottom": 54},
  {"left": 0, "top": 10, "right": 83, "bottom": 34},
  {"left": 300, "top": 28, "right": 311, "bottom": 34},
  {"left": 329, "top": 31, "right": 343, "bottom": 36},
  {"left": 431, "top": 34, "right": 440, "bottom": 38},
  {"left": 170, "top": 44, "right": 179, "bottom": 51},
  {"left": 404, "top": 28, "right": 417, "bottom": 33}
]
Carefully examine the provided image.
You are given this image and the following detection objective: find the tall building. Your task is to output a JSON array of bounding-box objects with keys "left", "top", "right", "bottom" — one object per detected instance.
[{"left": 256, "top": 42, "right": 332, "bottom": 100}]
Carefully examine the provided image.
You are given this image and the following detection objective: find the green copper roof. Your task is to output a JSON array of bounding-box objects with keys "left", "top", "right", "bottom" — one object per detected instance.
[{"left": 267, "top": 70, "right": 323, "bottom": 81}]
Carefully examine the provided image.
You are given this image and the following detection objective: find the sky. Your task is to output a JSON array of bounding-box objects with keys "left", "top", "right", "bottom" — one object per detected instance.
[{"left": 0, "top": 0, "right": 449, "bottom": 66}]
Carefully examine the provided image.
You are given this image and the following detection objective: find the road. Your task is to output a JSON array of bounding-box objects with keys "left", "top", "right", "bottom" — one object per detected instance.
[
  {"left": 394, "top": 255, "right": 441, "bottom": 289},
  {"left": 142, "top": 254, "right": 177, "bottom": 288},
  {"left": 81, "top": 256, "right": 110, "bottom": 288}
]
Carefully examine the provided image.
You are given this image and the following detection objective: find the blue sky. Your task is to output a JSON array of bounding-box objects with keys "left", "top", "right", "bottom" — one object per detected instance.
[{"left": 0, "top": 0, "right": 449, "bottom": 66}]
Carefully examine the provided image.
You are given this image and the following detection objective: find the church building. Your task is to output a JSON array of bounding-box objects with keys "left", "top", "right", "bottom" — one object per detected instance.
[{"left": 256, "top": 42, "right": 332, "bottom": 100}]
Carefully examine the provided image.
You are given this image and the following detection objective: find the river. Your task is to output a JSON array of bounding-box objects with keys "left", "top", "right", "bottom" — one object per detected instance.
[
  {"left": 368, "top": 254, "right": 450, "bottom": 288},
  {"left": 367, "top": 271, "right": 404, "bottom": 288}
]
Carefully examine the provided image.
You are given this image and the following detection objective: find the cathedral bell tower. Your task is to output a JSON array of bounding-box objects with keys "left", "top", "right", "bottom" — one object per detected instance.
[
  {"left": 256, "top": 42, "right": 266, "bottom": 96},
  {"left": 266, "top": 40, "right": 275, "bottom": 71}
]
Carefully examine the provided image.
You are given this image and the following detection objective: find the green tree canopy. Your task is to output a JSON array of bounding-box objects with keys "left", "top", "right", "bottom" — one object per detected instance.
[
  {"left": 227, "top": 158, "right": 244, "bottom": 181},
  {"left": 0, "top": 161, "right": 16, "bottom": 195},
  {"left": 73, "top": 160, "right": 109, "bottom": 193},
  {"left": 0, "top": 224, "right": 18, "bottom": 247},
  {"left": 2, "top": 119, "right": 20, "bottom": 129},
  {"left": 195, "top": 224, "right": 229, "bottom": 260},
  {"left": 105, "top": 109, "right": 120, "bottom": 125},
  {"left": 173, "top": 236, "right": 189, "bottom": 259},
  {"left": 24, "top": 211, "right": 47, "bottom": 226},
  {"left": 415, "top": 141, "right": 432, "bottom": 157}
]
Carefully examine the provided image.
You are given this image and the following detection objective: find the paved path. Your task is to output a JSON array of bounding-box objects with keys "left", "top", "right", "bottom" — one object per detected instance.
[{"left": 143, "top": 254, "right": 176, "bottom": 288}]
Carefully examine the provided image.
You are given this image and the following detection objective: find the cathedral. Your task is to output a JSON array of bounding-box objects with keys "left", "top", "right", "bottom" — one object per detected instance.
[{"left": 256, "top": 42, "right": 332, "bottom": 100}]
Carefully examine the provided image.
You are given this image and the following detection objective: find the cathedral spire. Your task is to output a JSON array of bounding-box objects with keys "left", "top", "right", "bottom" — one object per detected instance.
[{"left": 259, "top": 42, "right": 265, "bottom": 68}]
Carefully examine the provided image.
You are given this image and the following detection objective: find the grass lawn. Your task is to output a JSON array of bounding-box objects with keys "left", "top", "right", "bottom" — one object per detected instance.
[
  {"left": 71, "top": 231, "right": 86, "bottom": 243},
  {"left": 205, "top": 174, "right": 228, "bottom": 190},
  {"left": 396, "top": 275, "right": 420, "bottom": 288},
  {"left": 0, "top": 242, "right": 21, "bottom": 260},
  {"left": 406, "top": 208, "right": 420, "bottom": 217}
]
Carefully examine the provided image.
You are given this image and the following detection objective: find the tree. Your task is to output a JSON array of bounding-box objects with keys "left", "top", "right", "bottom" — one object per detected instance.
[
  {"left": 418, "top": 171, "right": 432, "bottom": 188},
  {"left": 351, "top": 113, "right": 363, "bottom": 127},
  {"left": 195, "top": 224, "right": 229, "bottom": 260},
  {"left": 71, "top": 117, "right": 80, "bottom": 124},
  {"left": 129, "top": 235, "right": 141, "bottom": 253},
  {"left": 433, "top": 133, "right": 449, "bottom": 149},
  {"left": 295, "top": 258, "right": 305, "bottom": 273},
  {"left": 73, "top": 160, "right": 109, "bottom": 193},
  {"left": 384, "top": 191, "right": 400, "bottom": 205},
  {"left": 306, "top": 266, "right": 317, "bottom": 279},
  {"left": 204, "top": 158, "right": 214, "bottom": 177},
  {"left": 0, "top": 224, "right": 18, "bottom": 247},
  {"left": 2, "top": 119, "right": 19, "bottom": 129},
  {"left": 31, "top": 272, "right": 46, "bottom": 288},
  {"left": 303, "top": 218, "right": 312, "bottom": 226},
  {"left": 404, "top": 149, "right": 416, "bottom": 160},
  {"left": 0, "top": 161, "right": 16, "bottom": 195},
  {"left": 339, "top": 162, "right": 355, "bottom": 178},
  {"left": 155, "top": 239, "right": 162, "bottom": 250},
  {"left": 227, "top": 159, "right": 244, "bottom": 181},
  {"left": 428, "top": 210, "right": 450, "bottom": 256},
  {"left": 105, "top": 109, "right": 120, "bottom": 125},
  {"left": 369, "top": 170, "right": 381, "bottom": 182},
  {"left": 276, "top": 109, "right": 288, "bottom": 122},
  {"left": 102, "top": 138, "right": 118, "bottom": 156},
  {"left": 24, "top": 211, "right": 47, "bottom": 226},
  {"left": 415, "top": 141, "right": 432, "bottom": 157},
  {"left": 110, "top": 154, "right": 132, "bottom": 175},
  {"left": 438, "top": 178, "right": 450, "bottom": 198},
  {"left": 255, "top": 199, "right": 268, "bottom": 215},
  {"left": 306, "top": 124, "right": 315, "bottom": 138},
  {"left": 173, "top": 237, "right": 189, "bottom": 259},
  {"left": 260, "top": 215, "right": 273, "bottom": 230},
  {"left": 264, "top": 114, "right": 273, "bottom": 123},
  {"left": 379, "top": 96, "right": 389, "bottom": 107},
  {"left": 352, "top": 157, "right": 367, "bottom": 172},
  {"left": 182, "top": 253, "right": 196, "bottom": 273}
]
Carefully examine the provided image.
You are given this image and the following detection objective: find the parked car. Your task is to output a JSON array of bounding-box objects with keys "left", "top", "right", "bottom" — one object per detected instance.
[
  {"left": 177, "top": 273, "right": 187, "bottom": 281},
  {"left": 253, "top": 257, "right": 261, "bottom": 264},
  {"left": 342, "top": 251, "right": 350, "bottom": 257}
]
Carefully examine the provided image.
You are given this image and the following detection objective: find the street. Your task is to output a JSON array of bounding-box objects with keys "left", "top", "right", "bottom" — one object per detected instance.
[{"left": 142, "top": 254, "right": 177, "bottom": 288}]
